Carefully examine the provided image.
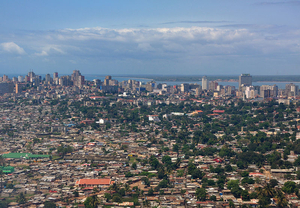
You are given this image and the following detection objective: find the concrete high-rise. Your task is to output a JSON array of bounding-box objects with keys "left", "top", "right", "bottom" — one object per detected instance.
[
  {"left": 45, "top": 74, "right": 51, "bottom": 83},
  {"left": 18, "top": 76, "right": 24, "bottom": 82},
  {"left": 239, "top": 74, "right": 252, "bottom": 91},
  {"left": 202, "top": 76, "right": 208, "bottom": 90},
  {"left": 209, "top": 81, "right": 218, "bottom": 91},
  {"left": 260, "top": 85, "right": 278, "bottom": 98},
  {"left": 104, "top": 75, "right": 112, "bottom": 86},
  {"left": 285, "top": 83, "right": 299, "bottom": 97},
  {"left": 53, "top": 72, "right": 58, "bottom": 79}
]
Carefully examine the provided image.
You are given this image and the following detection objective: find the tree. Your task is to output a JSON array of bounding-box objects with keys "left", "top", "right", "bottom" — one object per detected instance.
[
  {"left": 162, "top": 155, "right": 172, "bottom": 166},
  {"left": 93, "top": 187, "right": 98, "bottom": 194},
  {"left": 173, "top": 144, "right": 179, "bottom": 153},
  {"left": 231, "top": 186, "right": 242, "bottom": 198},
  {"left": 132, "top": 162, "right": 137, "bottom": 170},
  {"left": 112, "top": 195, "right": 122, "bottom": 203},
  {"left": 148, "top": 188, "right": 154, "bottom": 196},
  {"left": 196, "top": 188, "right": 207, "bottom": 201},
  {"left": 269, "top": 179, "right": 278, "bottom": 188},
  {"left": 73, "top": 190, "right": 79, "bottom": 197},
  {"left": 44, "top": 201, "right": 56, "bottom": 208},
  {"left": 275, "top": 189, "right": 288, "bottom": 208},
  {"left": 124, "top": 183, "right": 130, "bottom": 193},
  {"left": 84, "top": 195, "right": 99, "bottom": 208},
  {"left": 141, "top": 177, "right": 150, "bottom": 186},
  {"left": 229, "top": 200, "right": 235, "bottom": 208},
  {"left": 241, "top": 190, "right": 250, "bottom": 201},
  {"left": 149, "top": 155, "right": 160, "bottom": 169},
  {"left": 16, "top": 192, "right": 26, "bottom": 204},
  {"left": 210, "top": 195, "right": 217, "bottom": 201},
  {"left": 104, "top": 193, "right": 112, "bottom": 201},
  {"left": 225, "top": 164, "right": 233, "bottom": 172},
  {"left": 282, "top": 181, "right": 296, "bottom": 194},
  {"left": 118, "top": 188, "right": 126, "bottom": 196}
]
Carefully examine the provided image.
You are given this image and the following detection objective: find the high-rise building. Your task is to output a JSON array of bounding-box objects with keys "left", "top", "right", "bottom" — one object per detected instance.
[
  {"left": 15, "top": 83, "right": 21, "bottom": 94},
  {"left": 53, "top": 72, "right": 58, "bottom": 79},
  {"left": 226, "top": 86, "right": 233, "bottom": 95},
  {"left": 77, "top": 75, "right": 85, "bottom": 88},
  {"left": 181, "top": 83, "right": 189, "bottom": 93},
  {"left": 195, "top": 87, "right": 200, "bottom": 96},
  {"left": 239, "top": 74, "right": 252, "bottom": 91},
  {"left": 209, "top": 81, "right": 218, "bottom": 91},
  {"left": 202, "top": 76, "right": 208, "bottom": 90},
  {"left": 45, "top": 74, "right": 51, "bottom": 83},
  {"left": 28, "top": 71, "right": 35, "bottom": 79},
  {"left": 104, "top": 75, "right": 112, "bottom": 86},
  {"left": 285, "top": 83, "right": 299, "bottom": 97},
  {"left": 18, "top": 76, "right": 24, "bottom": 82},
  {"left": 2, "top": 74, "right": 8, "bottom": 82},
  {"left": 245, "top": 86, "right": 258, "bottom": 99},
  {"left": 260, "top": 85, "right": 278, "bottom": 98},
  {"left": 25, "top": 75, "right": 30, "bottom": 82}
]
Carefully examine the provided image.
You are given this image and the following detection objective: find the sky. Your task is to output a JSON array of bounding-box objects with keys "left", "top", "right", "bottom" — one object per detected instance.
[{"left": 0, "top": 0, "right": 300, "bottom": 76}]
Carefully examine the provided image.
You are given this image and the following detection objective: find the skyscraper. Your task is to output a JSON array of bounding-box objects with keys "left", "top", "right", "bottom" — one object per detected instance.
[
  {"left": 202, "top": 76, "right": 208, "bottom": 90},
  {"left": 285, "top": 83, "right": 299, "bottom": 97},
  {"left": 239, "top": 74, "right": 252, "bottom": 91},
  {"left": 45, "top": 74, "right": 51, "bottom": 83},
  {"left": 104, "top": 75, "right": 112, "bottom": 86},
  {"left": 53, "top": 72, "right": 58, "bottom": 79}
]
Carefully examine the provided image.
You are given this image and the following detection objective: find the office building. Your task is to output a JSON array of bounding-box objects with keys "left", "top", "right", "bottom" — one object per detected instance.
[
  {"left": 181, "top": 83, "right": 189, "bottom": 93},
  {"left": 202, "top": 76, "right": 208, "bottom": 90},
  {"left": 2, "top": 75, "right": 8, "bottom": 82},
  {"left": 209, "top": 81, "right": 218, "bottom": 91},
  {"left": 260, "top": 85, "right": 278, "bottom": 98},
  {"left": 53, "top": 72, "right": 58, "bottom": 79},
  {"left": 285, "top": 83, "right": 299, "bottom": 97},
  {"left": 18, "top": 76, "right": 24, "bottom": 82},
  {"left": 239, "top": 74, "right": 252, "bottom": 91},
  {"left": 104, "top": 75, "right": 112, "bottom": 86},
  {"left": 45, "top": 74, "right": 51, "bottom": 83}
]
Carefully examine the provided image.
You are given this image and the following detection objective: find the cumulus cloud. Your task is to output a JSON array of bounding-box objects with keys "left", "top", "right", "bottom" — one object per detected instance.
[
  {"left": 57, "top": 26, "right": 254, "bottom": 43},
  {"left": 1, "top": 25, "right": 300, "bottom": 74},
  {"left": 2, "top": 26, "right": 300, "bottom": 64},
  {"left": 0, "top": 42, "right": 26, "bottom": 55},
  {"left": 34, "top": 45, "right": 65, "bottom": 56}
]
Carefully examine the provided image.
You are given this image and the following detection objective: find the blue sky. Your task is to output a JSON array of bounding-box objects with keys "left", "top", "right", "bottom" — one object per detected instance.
[{"left": 0, "top": 0, "right": 300, "bottom": 75}]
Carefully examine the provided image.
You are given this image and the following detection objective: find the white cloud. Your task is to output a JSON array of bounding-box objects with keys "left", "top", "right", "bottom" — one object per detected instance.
[
  {"left": 34, "top": 45, "right": 65, "bottom": 56},
  {"left": 0, "top": 42, "right": 26, "bottom": 55},
  {"left": 3, "top": 26, "right": 300, "bottom": 64},
  {"left": 35, "top": 51, "right": 48, "bottom": 56}
]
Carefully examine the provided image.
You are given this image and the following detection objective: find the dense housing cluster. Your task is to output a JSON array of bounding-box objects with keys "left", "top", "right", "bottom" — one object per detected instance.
[{"left": 1, "top": 72, "right": 300, "bottom": 207}]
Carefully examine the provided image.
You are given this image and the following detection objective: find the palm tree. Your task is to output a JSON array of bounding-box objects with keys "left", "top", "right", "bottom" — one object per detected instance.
[
  {"left": 143, "top": 200, "right": 150, "bottom": 207},
  {"left": 109, "top": 182, "right": 119, "bottom": 194},
  {"left": 263, "top": 183, "right": 275, "bottom": 198},
  {"left": 124, "top": 183, "right": 130, "bottom": 194},
  {"left": 84, "top": 195, "right": 99, "bottom": 208},
  {"left": 275, "top": 188, "right": 288, "bottom": 208}
]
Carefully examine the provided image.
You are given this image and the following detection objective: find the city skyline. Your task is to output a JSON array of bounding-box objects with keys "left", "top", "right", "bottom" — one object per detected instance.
[{"left": 0, "top": 0, "right": 300, "bottom": 75}]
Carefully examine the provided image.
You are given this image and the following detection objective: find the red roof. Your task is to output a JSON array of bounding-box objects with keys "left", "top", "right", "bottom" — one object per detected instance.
[
  {"left": 213, "top": 110, "right": 225, "bottom": 113},
  {"left": 249, "top": 172, "right": 264, "bottom": 176},
  {"left": 76, "top": 179, "right": 112, "bottom": 185}
]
